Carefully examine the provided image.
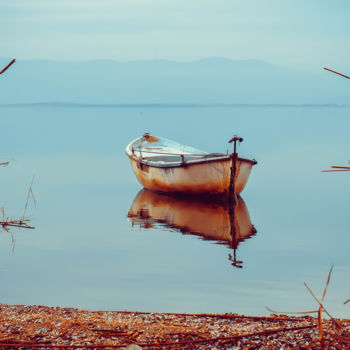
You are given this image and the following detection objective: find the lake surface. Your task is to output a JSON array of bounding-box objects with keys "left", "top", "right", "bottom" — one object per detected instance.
[{"left": 0, "top": 105, "right": 349, "bottom": 317}]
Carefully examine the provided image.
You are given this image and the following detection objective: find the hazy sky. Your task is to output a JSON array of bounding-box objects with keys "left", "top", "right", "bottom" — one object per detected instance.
[{"left": 1, "top": 0, "right": 350, "bottom": 70}]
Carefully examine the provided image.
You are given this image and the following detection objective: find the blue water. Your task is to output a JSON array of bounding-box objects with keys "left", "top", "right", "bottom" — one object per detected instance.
[{"left": 0, "top": 105, "right": 349, "bottom": 317}]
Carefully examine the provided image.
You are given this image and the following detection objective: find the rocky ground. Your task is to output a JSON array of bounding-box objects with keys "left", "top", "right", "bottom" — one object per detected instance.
[{"left": 0, "top": 304, "right": 349, "bottom": 349}]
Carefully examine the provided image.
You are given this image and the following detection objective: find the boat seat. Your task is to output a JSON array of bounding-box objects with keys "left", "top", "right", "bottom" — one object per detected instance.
[{"left": 144, "top": 155, "right": 205, "bottom": 163}]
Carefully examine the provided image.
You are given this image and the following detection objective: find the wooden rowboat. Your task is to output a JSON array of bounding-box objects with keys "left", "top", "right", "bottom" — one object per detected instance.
[
  {"left": 126, "top": 133, "right": 257, "bottom": 195},
  {"left": 128, "top": 189, "right": 257, "bottom": 268}
]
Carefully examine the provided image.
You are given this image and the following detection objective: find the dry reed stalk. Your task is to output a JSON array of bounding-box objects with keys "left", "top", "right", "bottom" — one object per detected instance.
[
  {"left": 318, "top": 265, "right": 333, "bottom": 348},
  {"left": 326, "top": 331, "right": 350, "bottom": 345},
  {"left": 1, "top": 207, "right": 34, "bottom": 231},
  {"left": 22, "top": 175, "right": 36, "bottom": 219},
  {"left": 265, "top": 306, "right": 318, "bottom": 315},
  {"left": 1, "top": 207, "right": 34, "bottom": 252},
  {"left": 0, "top": 218, "right": 34, "bottom": 230},
  {"left": 266, "top": 266, "right": 349, "bottom": 349},
  {"left": 321, "top": 265, "right": 333, "bottom": 302},
  {"left": 331, "top": 166, "right": 350, "bottom": 169},
  {"left": 0, "top": 177, "right": 36, "bottom": 252},
  {"left": 301, "top": 270, "right": 350, "bottom": 348},
  {"left": 304, "top": 282, "right": 343, "bottom": 331},
  {"left": 0, "top": 59, "right": 15, "bottom": 75},
  {"left": 318, "top": 308, "right": 324, "bottom": 349},
  {"left": 322, "top": 164, "right": 350, "bottom": 172},
  {"left": 324, "top": 67, "right": 350, "bottom": 79}
]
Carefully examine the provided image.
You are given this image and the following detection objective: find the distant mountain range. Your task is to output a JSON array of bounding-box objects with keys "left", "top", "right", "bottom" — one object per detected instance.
[{"left": 0, "top": 57, "right": 348, "bottom": 104}]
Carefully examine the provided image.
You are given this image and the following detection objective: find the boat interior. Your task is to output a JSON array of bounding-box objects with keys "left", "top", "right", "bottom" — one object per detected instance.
[
  {"left": 127, "top": 134, "right": 229, "bottom": 164},
  {"left": 139, "top": 154, "right": 214, "bottom": 163}
]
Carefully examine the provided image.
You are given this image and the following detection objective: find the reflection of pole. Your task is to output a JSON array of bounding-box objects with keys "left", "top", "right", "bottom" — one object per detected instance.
[{"left": 228, "top": 196, "right": 243, "bottom": 269}]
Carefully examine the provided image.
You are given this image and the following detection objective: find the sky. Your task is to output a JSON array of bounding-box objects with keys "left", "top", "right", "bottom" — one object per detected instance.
[{"left": 1, "top": 0, "right": 350, "bottom": 71}]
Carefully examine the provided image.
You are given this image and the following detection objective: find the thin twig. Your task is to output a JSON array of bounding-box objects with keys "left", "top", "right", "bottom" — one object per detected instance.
[
  {"left": 0, "top": 59, "right": 15, "bottom": 75},
  {"left": 331, "top": 166, "right": 350, "bottom": 169},
  {"left": 326, "top": 331, "right": 350, "bottom": 345},
  {"left": 1, "top": 209, "right": 35, "bottom": 231},
  {"left": 321, "top": 265, "right": 333, "bottom": 303},
  {"left": 1, "top": 221, "right": 34, "bottom": 229},
  {"left": 321, "top": 169, "right": 350, "bottom": 172},
  {"left": 22, "top": 175, "right": 36, "bottom": 219},
  {"left": 318, "top": 265, "right": 334, "bottom": 349},
  {"left": 265, "top": 306, "right": 318, "bottom": 315},
  {"left": 324, "top": 67, "right": 350, "bottom": 79},
  {"left": 322, "top": 164, "right": 350, "bottom": 172},
  {"left": 318, "top": 308, "right": 324, "bottom": 349},
  {"left": 304, "top": 282, "right": 343, "bottom": 330}
]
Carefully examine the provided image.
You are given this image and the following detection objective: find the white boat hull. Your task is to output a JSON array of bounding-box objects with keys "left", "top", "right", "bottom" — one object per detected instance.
[
  {"left": 126, "top": 134, "right": 256, "bottom": 195},
  {"left": 129, "top": 156, "right": 254, "bottom": 195}
]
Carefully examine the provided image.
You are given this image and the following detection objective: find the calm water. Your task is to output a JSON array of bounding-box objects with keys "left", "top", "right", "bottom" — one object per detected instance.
[{"left": 0, "top": 105, "right": 349, "bottom": 317}]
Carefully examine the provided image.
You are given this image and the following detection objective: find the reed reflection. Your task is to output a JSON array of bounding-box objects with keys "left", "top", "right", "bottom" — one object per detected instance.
[{"left": 128, "top": 189, "right": 257, "bottom": 268}]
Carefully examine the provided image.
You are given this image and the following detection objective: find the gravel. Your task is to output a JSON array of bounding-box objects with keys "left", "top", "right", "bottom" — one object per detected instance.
[{"left": 0, "top": 304, "right": 349, "bottom": 349}]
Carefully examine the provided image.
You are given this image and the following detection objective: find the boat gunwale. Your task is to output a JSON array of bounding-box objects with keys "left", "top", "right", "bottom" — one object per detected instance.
[
  {"left": 126, "top": 152, "right": 257, "bottom": 168},
  {"left": 125, "top": 137, "right": 257, "bottom": 168}
]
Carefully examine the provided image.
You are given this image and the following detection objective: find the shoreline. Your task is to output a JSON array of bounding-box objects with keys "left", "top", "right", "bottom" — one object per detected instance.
[{"left": 1, "top": 303, "right": 349, "bottom": 349}]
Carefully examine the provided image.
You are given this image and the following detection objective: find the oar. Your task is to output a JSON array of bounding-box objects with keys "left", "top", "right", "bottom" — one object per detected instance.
[
  {"left": 324, "top": 67, "right": 350, "bottom": 79},
  {"left": 321, "top": 169, "right": 350, "bottom": 172},
  {"left": 0, "top": 59, "right": 15, "bottom": 75}
]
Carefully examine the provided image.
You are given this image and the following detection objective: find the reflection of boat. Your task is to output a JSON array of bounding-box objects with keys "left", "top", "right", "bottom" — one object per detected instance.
[
  {"left": 126, "top": 133, "right": 256, "bottom": 195},
  {"left": 128, "top": 189, "right": 257, "bottom": 268}
]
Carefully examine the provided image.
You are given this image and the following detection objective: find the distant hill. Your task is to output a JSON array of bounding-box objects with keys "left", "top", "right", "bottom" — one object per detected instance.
[{"left": 0, "top": 57, "right": 348, "bottom": 104}]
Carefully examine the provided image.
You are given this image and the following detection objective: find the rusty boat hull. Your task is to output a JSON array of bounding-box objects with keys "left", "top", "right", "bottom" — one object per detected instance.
[{"left": 126, "top": 134, "right": 257, "bottom": 195}]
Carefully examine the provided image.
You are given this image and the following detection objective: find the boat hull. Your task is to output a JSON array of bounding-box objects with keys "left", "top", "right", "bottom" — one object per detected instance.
[{"left": 128, "top": 156, "right": 254, "bottom": 195}]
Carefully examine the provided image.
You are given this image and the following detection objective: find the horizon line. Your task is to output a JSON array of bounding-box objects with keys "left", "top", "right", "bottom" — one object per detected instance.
[
  {"left": 0, "top": 56, "right": 271, "bottom": 64},
  {"left": 0, "top": 102, "right": 349, "bottom": 108}
]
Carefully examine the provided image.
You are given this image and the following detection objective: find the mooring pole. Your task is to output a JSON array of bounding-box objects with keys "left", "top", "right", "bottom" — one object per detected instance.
[
  {"left": 227, "top": 135, "right": 243, "bottom": 267},
  {"left": 228, "top": 136, "right": 243, "bottom": 202}
]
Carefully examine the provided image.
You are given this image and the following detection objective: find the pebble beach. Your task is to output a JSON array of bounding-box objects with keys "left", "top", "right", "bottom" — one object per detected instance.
[{"left": 1, "top": 304, "right": 349, "bottom": 349}]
